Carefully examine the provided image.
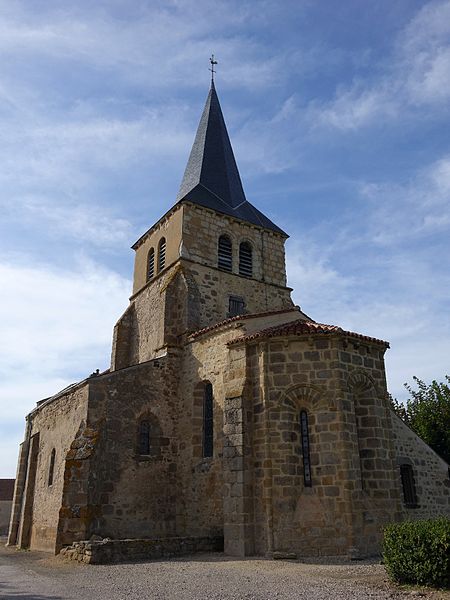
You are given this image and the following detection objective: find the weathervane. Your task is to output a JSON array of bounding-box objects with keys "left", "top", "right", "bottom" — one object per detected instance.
[{"left": 209, "top": 54, "right": 218, "bottom": 83}]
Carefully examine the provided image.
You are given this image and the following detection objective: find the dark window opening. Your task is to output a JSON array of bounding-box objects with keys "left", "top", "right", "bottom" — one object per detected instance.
[
  {"left": 147, "top": 247, "right": 155, "bottom": 280},
  {"left": 158, "top": 238, "right": 166, "bottom": 272},
  {"left": 300, "top": 411, "right": 312, "bottom": 487},
  {"left": 203, "top": 382, "right": 214, "bottom": 458},
  {"left": 218, "top": 235, "right": 232, "bottom": 272},
  {"left": 48, "top": 448, "right": 56, "bottom": 486},
  {"left": 239, "top": 242, "right": 252, "bottom": 277},
  {"left": 400, "top": 464, "right": 418, "bottom": 507},
  {"left": 139, "top": 420, "right": 151, "bottom": 455},
  {"left": 228, "top": 295, "right": 245, "bottom": 317}
]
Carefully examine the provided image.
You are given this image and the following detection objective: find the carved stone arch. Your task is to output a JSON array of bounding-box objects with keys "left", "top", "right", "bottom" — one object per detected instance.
[
  {"left": 347, "top": 369, "right": 377, "bottom": 395},
  {"left": 217, "top": 229, "right": 237, "bottom": 245},
  {"left": 281, "top": 383, "right": 332, "bottom": 412}
]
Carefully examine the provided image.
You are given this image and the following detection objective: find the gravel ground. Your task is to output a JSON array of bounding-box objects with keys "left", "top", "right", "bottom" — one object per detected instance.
[{"left": 1, "top": 541, "right": 449, "bottom": 600}]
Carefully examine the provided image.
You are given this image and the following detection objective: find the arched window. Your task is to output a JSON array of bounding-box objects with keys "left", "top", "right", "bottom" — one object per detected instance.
[
  {"left": 158, "top": 237, "right": 166, "bottom": 272},
  {"left": 139, "top": 420, "right": 151, "bottom": 455},
  {"left": 48, "top": 448, "right": 56, "bottom": 486},
  {"left": 203, "top": 382, "right": 214, "bottom": 458},
  {"left": 300, "top": 411, "right": 312, "bottom": 487},
  {"left": 218, "top": 235, "right": 232, "bottom": 272},
  {"left": 147, "top": 247, "right": 155, "bottom": 281},
  {"left": 400, "top": 464, "right": 418, "bottom": 508},
  {"left": 138, "top": 415, "right": 164, "bottom": 458},
  {"left": 239, "top": 242, "right": 252, "bottom": 277}
]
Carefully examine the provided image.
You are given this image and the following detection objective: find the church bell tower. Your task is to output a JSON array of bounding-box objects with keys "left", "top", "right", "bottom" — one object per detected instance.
[{"left": 111, "top": 76, "right": 294, "bottom": 370}]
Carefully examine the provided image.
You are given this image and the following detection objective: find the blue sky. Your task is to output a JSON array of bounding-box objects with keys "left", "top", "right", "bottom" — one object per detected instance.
[{"left": 1, "top": 0, "right": 450, "bottom": 476}]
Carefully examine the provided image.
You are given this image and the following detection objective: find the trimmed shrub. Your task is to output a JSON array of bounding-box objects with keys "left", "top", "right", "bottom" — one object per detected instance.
[{"left": 383, "top": 517, "right": 450, "bottom": 588}]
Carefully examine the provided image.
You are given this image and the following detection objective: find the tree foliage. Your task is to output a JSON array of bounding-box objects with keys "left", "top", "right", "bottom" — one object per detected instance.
[{"left": 390, "top": 375, "right": 450, "bottom": 465}]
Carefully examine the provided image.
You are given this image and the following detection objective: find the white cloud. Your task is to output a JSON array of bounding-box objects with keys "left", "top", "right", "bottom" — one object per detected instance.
[
  {"left": 312, "top": 0, "right": 450, "bottom": 130},
  {"left": 0, "top": 1, "right": 286, "bottom": 91},
  {"left": 360, "top": 155, "right": 450, "bottom": 244},
  {"left": 12, "top": 196, "right": 132, "bottom": 247},
  {"left": 0, "top": 256, "right": 131, "bottom": 422}
]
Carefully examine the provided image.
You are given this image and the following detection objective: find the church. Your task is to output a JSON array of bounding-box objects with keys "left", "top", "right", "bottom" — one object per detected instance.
[{"left": 8, "top": 75, "right": 450, "bottom": 561}]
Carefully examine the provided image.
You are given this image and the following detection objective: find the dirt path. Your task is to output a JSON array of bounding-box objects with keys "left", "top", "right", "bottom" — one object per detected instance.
[{"left": 1, "top": 543, "right": 448, "bottom": 600}]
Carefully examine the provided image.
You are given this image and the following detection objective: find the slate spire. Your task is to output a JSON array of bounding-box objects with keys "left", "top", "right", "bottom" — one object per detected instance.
[{"left": 176, "top": 82, "right": 286, "bottom": 236}]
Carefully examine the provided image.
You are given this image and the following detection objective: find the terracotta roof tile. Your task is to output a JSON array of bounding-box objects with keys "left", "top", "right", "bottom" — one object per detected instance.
[
  {"left": 188, "top": 307, "right": 301, "bottom": 340},
  {"left": 227, "top": 318, "right": 389, "bottom": 347}
]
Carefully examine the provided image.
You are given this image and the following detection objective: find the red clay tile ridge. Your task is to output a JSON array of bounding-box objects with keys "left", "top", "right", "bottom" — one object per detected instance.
[
  {"left": 228, "top": 319, "right": 390, "bottom": 347},
  {"left": 188, "top": 307, "right": 302, "bottom": 340}
]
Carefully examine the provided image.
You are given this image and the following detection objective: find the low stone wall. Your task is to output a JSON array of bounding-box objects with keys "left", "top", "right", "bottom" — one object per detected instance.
[{"left": 60, "top": 535, "right": 224, "bottom": 564}]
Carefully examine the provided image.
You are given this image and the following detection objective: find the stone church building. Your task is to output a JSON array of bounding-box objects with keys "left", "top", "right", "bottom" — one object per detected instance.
[{"left": 8, "top": 81, "right": 450, "bottom": 560}]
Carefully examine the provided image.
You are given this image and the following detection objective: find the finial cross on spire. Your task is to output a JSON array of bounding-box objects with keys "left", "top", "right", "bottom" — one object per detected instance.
[{"left": 209, "top": 54, "right": 218, "bottom": 83}]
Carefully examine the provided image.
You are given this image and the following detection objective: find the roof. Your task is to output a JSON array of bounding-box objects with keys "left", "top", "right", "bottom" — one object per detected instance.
[
  {"left": 227, "top": 319, "right": 390, "bottom": 347},
  {"left": 0, "top": 478, "right": 15, "bottom": 501},
  {"left": 176, "top": 82, "right": 287, "bottom": 237},
  {"left": 188, "top": 307, "right": 302, "bottom": 340}
]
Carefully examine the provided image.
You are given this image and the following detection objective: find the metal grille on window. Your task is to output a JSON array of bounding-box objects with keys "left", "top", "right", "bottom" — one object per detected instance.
[
  {"left": 300, "top": 411, "right": 312, "bottom": 487},
  {"left": 48, "top": 448, "right": 56, "bottom": 486},
  {"left": 239, "top": 242, "right": 252, "bottom": 277},
  {"left": 229, "top": 296, "right": 245, "bottom": 317},
  {"left": 218, "top": 235, "right": 232, "bottom": 272},
  {"left": 139, "top": 420, "right": 150, "bottom": 455},
  {"left": 203, "top": 382, "right": 213, "bottom": 458},
  {"left": 158, "top": 238, "right": 166, "bottom": 272},
  {"left": 147, "top": 248, "right": 155, "bottom": 280},
  {"left": 400, "top": 464, "right": 418, "bottom": 507}
]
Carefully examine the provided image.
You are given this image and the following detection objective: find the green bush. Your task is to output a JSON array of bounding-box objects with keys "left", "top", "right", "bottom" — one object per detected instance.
[{"left": 383, "top": 517, "right": 450, "bottom": 588}]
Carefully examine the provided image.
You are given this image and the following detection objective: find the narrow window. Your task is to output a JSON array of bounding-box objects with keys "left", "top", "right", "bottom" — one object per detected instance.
[
  {"left": 147, "top": 247, "right": 155, "bottom": 280},
  {"left": 218, "top": 235, "right": 232, "bottom": 272},
  {"left": 48, "top": 448, "right": 56, "bottom": 486},
  {"left": 300, "top": 411, "right": 312, "bottom": 487},
  {"left": 139, "top": 420, "right": 150, "bottom": 455},
  {"left": 239, "top": 242, "right": 252, "bottom": 277},
  {"left": 158, "top": 237, "right": 166, "bottom": 272},
  {"left": 203, "top": 382, "right": 214, "bottom": 458},
  {"left": 400, "top": 464, "right": 418, "bottom": 508},
  {"left": 228, "top": 295, "right": 245, "bottom": 317}
]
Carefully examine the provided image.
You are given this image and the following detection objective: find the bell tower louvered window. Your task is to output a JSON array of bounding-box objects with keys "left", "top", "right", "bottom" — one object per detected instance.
[
  {"left": 218, "top": 235, "right": 232, "bottom": 272},
  {"left": 158, "top": 238, "right": 166, "bottom": 272},
  {"left": 239, "top": 242, "right": 252, "bottom": 277},
  {"left": 203, "top": 382, "right": 214, "bottom": 458},
  {"left": 300, "top": 411, "right": 312, "bottom": 487},
  {"left": 147, "top": 247, "right": 155, "bottom": 280}
]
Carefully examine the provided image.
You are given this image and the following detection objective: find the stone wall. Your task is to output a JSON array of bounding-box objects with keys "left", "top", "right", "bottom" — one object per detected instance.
[
  {"left": 391, "top": 413, "right": 450, "bottom": 519},
  {"left": 182, "top": 203, "right": 288, "bottom": 287},
  {"left": 0, "top": 501, "right": 12, "bottom": 535},
  {"left": 61, "top": 535, "right": 223, "bottom": 564},
  {"left": 223, "top": 333, "right": 402, "bottom": 558},
  {"left": 82, "top": 354, "right": 183, "bottom": 541},
  {"left": 17, "top": 384, "right": 89, "bottom": 552},
  {"left": 185, "top": 261, "right": 293, "bottom": 330},
  {"left": 176, "top": 328, "right": 240, "bottom": 540},
  {"left": 112, "top": 258, "right": 293, "bottom": 371}
]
